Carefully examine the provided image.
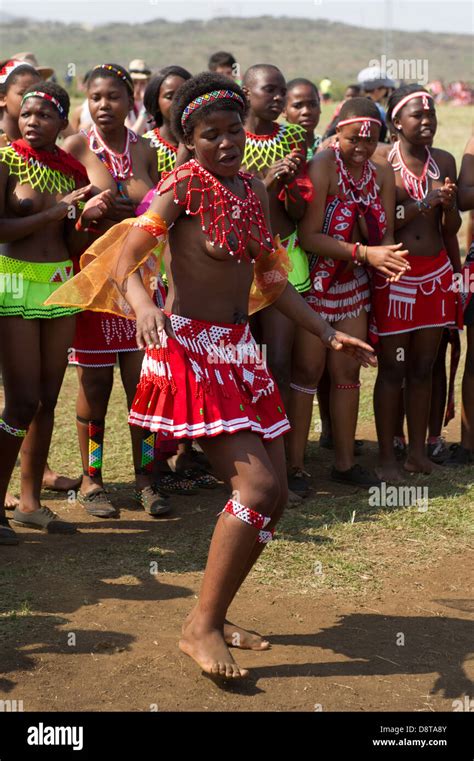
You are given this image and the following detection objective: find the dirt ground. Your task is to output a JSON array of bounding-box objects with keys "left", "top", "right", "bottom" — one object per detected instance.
[{"left": 1, "top": 450, "right": 473, "bottom": 712}]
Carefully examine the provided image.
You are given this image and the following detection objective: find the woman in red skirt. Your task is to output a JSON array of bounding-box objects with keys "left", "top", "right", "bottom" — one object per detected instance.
[
  {"left": 447, "top": 134, "right": 474, "bottom": 465},
  {"left": 373, "top": 85, "right": 462, "bottom": 478},
  {"left": 50, "top": 72, "right": 381, "bottom": 679},
  {"left": 62, "top": 63, "right": 175, "bottom": 518},
  {"left": 299, "top": 97, "right": 409, "bottom": 486}
]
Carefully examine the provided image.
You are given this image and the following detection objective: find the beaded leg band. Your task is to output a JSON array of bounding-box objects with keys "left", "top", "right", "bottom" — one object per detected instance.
[
  {"left": 220, "top": 499, "right": 274, "bottom": 544},
  {"left": 290, "top": 383, "right": 318, "bottom": 395},
  {"left": 0, "top": 417, "right": 27, "bottom": 438},
  {"left": 77, "top": 416, "right": 104, "bottom": 477},
  {"left": 141, "top": 432, "right": 156, "bottom": 474},
  {"left": 335, "top": 382, "right": 361, "bottom": 390}
]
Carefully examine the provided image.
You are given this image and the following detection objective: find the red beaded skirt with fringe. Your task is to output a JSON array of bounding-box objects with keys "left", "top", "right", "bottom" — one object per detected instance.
[{"left": 128, "top": 313, "right": 290, "bottom": 441}]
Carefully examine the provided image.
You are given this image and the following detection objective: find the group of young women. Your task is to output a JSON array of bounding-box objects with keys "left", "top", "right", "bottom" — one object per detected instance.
[{"left": 0, "top": 54, "right": 472, "bottom": 678}]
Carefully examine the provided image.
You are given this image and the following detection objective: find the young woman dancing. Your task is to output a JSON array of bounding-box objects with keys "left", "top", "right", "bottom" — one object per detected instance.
[{"left": 49, "top": 72, "right": 380, "bottom": 677}]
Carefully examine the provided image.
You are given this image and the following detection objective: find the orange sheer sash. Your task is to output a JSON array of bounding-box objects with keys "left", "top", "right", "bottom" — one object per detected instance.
[
  {"left": 46, "top": 213, "right": 290, "bottom": 318},
  {"left": 45, "top": 213, "right": 167, "bottom": 318},
  {"left": 249, "top": 235, "right": 291, "bottom": 314}
]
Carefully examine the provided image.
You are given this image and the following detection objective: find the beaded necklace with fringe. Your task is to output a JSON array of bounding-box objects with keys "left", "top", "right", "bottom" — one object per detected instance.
[
  {"left": 158, "top": 158, "right": 273, "bottom": 262},
  {"left": 0, "top": 139, "right": 88, "bottom": 193},
  {"left": 388, "top": 140, "right": 440, "bottom": 201},
  {"left": 86, "top": 125, "right": 137, "bottom": 181},
  {"left": 333, "top": 143, "right": 379, "bottom": 207},
  {"left": 143, "top": 128, "right": 177, "bottom": 174},
  {"left": 243, "top": 122, "right": 306, "bottom": 172}
]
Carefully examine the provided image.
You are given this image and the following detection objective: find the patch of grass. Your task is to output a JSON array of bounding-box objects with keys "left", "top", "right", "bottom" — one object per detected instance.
[{"left": 0, "top": 600, "right": 33, "bottom": 620}]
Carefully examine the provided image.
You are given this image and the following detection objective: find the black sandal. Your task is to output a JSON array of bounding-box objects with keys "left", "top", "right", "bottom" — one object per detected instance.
[
  {"left": 331, "top": 464, "right": 381, "bottom": 487},
  {"left": 156, "top": 472, "right": 199, "bottom": 495},
  {"left": 0, "top": 517, "right": 19, "bottom": 545},
  {"left": 287, "top": 468, "right": 311, "bottom": 496},
  {"left": 181, "top": 468, "right": 220, "bottom": 489}
]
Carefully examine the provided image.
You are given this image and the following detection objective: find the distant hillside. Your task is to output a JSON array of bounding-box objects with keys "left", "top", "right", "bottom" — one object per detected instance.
[{"left": 3, "top": 16, "right": 471, "bottom": 87}]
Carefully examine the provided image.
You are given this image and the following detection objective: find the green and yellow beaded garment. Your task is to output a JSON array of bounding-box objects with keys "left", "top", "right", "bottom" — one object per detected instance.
[
  {"left": 306, "top": 134, "right": 323, "bottom": 162},
  {"left": 243, "top": 122, "right": 306, "bottom": 172},
  {"left": 0, "top": 139, "right": 86, "bottom": 194},
  {"left": 143, "top": 128, "right": 178, "bottom": 174}
]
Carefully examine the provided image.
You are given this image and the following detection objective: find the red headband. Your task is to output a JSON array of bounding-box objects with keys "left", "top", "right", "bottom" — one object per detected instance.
[
  {"left": 21, "top": 91, "right": 66, "bottom": 119},
  {"left": 391, "top": 91, "right": 433, "bottom": 120},
  {"left": 181, "top": 89, "right": 245, "bottom": 128},
  {"left": 0, "top": 59, "right": 35, "bottom": 85},
  {"left": 337, "top": 116, "right": 382, "bottom": 138}
]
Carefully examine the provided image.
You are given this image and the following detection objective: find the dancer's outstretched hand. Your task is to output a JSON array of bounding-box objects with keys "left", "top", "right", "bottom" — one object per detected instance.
[
  {"left": 135, "top": 304, "right": 168, "bottom": 350},
  {"left": 321, "top": 325, "right": 377, "bottom": 368}
]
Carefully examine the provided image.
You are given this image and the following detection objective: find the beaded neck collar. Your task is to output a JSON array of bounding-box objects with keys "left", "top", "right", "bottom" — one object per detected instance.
[
  {"left": 158, "top": 158, "right": 273, "bottom": 262},
  {"left": 243, "top": 122, "right": 306, "bottom": 172},
  {"left": 144, "top": 127, "right": 178, "bottom": 174}
]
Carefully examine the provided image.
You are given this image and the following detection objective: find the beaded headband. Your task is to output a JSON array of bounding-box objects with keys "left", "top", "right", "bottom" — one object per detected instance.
[
  {"left": 181, "top": 89, "right": 245, "bottom": 128},
  {"left": 337, "top": 116, "right": 382, "bottom": 138},
  {"left": 0, "top": 59, "right": 35, "bottom": 85},
  {"left": 21, "top": 91, "right": 66, "bottom": 119},
  {"left": 391, "top": 91, "right": 433, "bottom": 120},
  {"left": 92, "top": 64, "right": 134, "bottom": 94}
]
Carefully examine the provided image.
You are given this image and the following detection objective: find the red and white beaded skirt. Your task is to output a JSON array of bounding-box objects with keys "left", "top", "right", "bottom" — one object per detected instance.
[
  {"left": 305, "top": 263, "right": 371, "bottom": 322},
  {"left": 128, "top": 313, "right": 290, "bottom": 440},
  {"left": 372, "top": 250, "right": 463, "bottom": 336},
  {"left": 69, "top": 276, "right": 167, "bottom": 367}
]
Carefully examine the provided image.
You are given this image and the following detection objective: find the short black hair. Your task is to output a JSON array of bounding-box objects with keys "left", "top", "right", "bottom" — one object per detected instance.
[
  {"left": 88, "top": 63, "right": 134, "bottom": 97},
  {"left": 338, "top": 96, "right": 381, "bottom": 122},
  {"left": 0, "top": 61, "right": 40, "bottom": 95},
  {"left": 22, "top": 80, "right": 70, "bottom": 118},
  {"left": 386, "top": 84, "right": 431, "bottom": 126},
  {"left": 208, "top": 51, "right": 236, "bottom": 71},
  {"left": 346, "top": 84, "right": 361, "bottom": 95},
  {"left": 170, "top": 71, "right": 247, "bottom": 143},
  {"left": 143, "top": 65, "right": 192, "bottom": 126},
  {"left": 286, "top": 78, "right": 319, "bottom": 100},
  {"left": 243, "top": 63, "right": 283, "bottom": 88}
]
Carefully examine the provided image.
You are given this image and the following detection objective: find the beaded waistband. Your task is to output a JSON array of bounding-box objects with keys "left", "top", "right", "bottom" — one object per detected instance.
[{"left": 0, "top": 255, "right": 74, "bottom": 284}]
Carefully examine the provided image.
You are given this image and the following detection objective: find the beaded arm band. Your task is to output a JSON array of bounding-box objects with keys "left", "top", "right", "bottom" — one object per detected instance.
[{"left": 0, "top": 417, "right": 27, "bottom": 438}]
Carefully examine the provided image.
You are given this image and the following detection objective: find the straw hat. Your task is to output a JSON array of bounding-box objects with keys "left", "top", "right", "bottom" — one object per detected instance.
[
  {"left": 11, "top": 52, "right": 54, "bottom": 79},
  {"left": 128, "top": 59, "right": 151, "bottom": 80}
]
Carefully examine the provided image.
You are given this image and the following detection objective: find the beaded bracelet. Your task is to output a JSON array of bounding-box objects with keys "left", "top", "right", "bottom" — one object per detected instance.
[
  {"left": 351, "top": 242, "right": 360, "bottom": 262},
  {"left": 75, "top": 216, "right": 100, "bottom": 234}
]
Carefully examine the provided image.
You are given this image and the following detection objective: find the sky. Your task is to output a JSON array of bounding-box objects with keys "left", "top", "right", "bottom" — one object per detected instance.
[{"left": 1, "top": 0, "right": 473, "bottom": 35}]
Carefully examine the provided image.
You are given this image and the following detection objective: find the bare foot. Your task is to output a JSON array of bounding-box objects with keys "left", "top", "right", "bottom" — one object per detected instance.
[
  {"left": 179, "top": 619, "right": 249, "bottom": 678},
  {"left": 375, "top": 464, "right": 404, "bottom": 483},
  {"left": 404, "top": 456, "right": 439, "bottom": 475},
  {"left": 184, "top": 606, "right": 269, "bottom": 650},
  {"left": 224, "top": 621, "right": 270, "bottom": 650},
  {"left": 42, "top": 470, "right": 82, "bottom": 492},
  {"left": 4, "top": 492, "right": 19, "bottom": 510}
]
